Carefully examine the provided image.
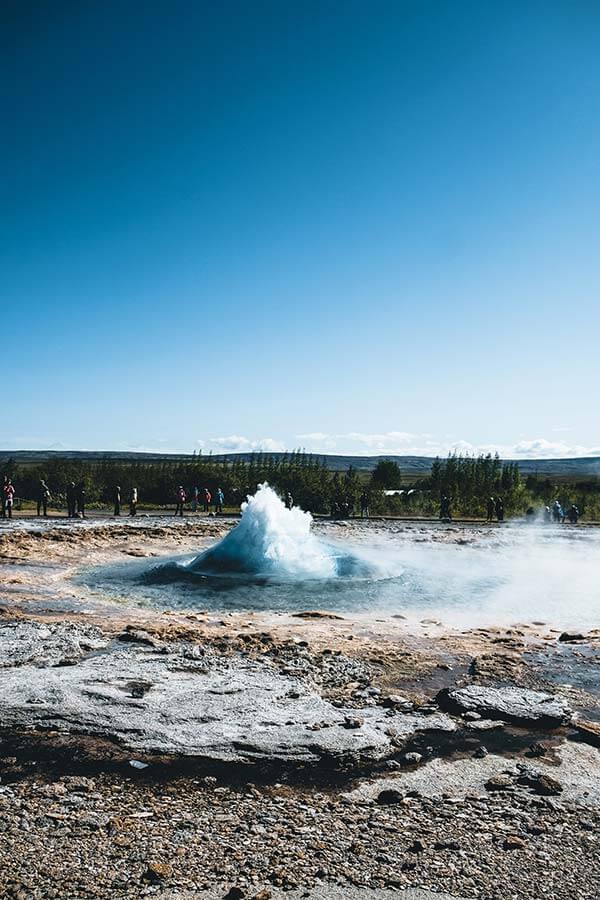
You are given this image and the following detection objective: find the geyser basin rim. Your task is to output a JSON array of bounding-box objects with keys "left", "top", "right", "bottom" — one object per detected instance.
[{"left": 74, "top": 485, "right": 600, "bottom": 629}]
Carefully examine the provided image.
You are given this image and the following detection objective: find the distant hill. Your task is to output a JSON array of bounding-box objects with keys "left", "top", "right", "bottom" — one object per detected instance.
[{"left": 1, "top": 449, "right": 599, "bottom": 479}]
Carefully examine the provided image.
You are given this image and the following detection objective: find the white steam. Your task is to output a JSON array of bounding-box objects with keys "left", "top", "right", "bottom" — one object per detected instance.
[{"left": 189, "top": 483, "right": 339, "bottom": 578}]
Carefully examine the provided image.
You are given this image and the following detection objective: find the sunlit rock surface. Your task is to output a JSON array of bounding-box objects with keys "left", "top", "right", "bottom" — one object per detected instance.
[
  {"left": 0, "top": 622, "right": 456, "bottom": 767},
  {"left": 437, "top": 684, "right": 571, "bottom": 726}
]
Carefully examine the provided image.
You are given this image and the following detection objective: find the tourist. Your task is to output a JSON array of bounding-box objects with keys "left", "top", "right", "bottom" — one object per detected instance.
[
  {"left": 439, "top": 495, "right": 451, "bottom": 521},
  {"left": 494, "top": 496, "right": 504, "bottom": 522},
  {"left": 214, "top": 487, "right": 224, "bottom": 514},
  {"left": 3, "top": 478, "right": 15, "bottom": 518},
  {"left": 175, "top": 485, "right": 186, "bottom": 517},
  {"left": 75, "top": 482, "right": 86, "bottom": 518},
  {"left": 285, "top": 491, "right": 294, "bottom": 510},
  {"left": 191, "top": 486, "right": 199, "bottom": 513},
  {"left": 129, "top": 486, "right": 138, "bottom": 516},
  {"left": 360, "top": 491, "right": 369, "bottom": 518},
  {"left": 66, "top": 481, "right": 77, "bottom": 518},
  {"left": 202, "top": 487, "right": 211, "bottom": 513},
  {"left": 1, "top": 475, "right": 7, "bottom": 518},
  {"left": 37, "top": 479, "right": 51, "bottom": 517},
  {"left": 567, "top": 504, "right": 580, "bottom": 524},
  {"left": 114, "top": 485, "right": 121, "bottom": 516},
  {"left": 486, "top": 497, "right": 495, "bottom": 522},
  {"left": 552, "top": 499, "right": 564, "bottom": 523}
]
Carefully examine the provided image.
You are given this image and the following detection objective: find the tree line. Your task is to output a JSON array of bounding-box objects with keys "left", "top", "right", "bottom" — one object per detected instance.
[{"left": 1, "top": 450, "right": 598, "bottom": 519}]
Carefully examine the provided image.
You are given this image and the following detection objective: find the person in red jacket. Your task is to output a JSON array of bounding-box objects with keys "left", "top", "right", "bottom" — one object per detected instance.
[{"left": 175, "top": 485, "right": 186, "bottom": 517}]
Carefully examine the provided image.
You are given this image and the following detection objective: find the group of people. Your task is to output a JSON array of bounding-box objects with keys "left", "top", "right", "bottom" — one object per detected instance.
[
  {"left": 1, "top": 478, "right": 226, "bottom": 519},
  {"left": 113, "top": 485, "right": 138, "bottom": 517},
  {"left": 524, "top": 501, "right": 580, "bottom": 524},
  {"left": 546, "top": 500, "right": 580, "bottom": 524},
  {"left": 486, "top": 496, "right": 504, "bottom": 522},
  {"left": 174, "top": 485, "right": 225, "bottom": 517}
]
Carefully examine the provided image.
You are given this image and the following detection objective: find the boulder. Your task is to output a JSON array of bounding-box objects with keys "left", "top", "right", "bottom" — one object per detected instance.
[
  {"left": 437, "top": 684, "right": 570, "bottom": 726},
  {"left": 0, "top": 640, "right": 456, "bottom": 770}
]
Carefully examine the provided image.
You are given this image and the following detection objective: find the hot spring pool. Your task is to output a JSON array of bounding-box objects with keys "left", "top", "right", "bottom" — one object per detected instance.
[{"left": 75, "top": 485, "right": 600, "bottom": 630}]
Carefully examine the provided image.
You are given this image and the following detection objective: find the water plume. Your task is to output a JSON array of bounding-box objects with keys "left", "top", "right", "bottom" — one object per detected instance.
[
  {"left": 183, "top": 483, "right": 375, "bottom": 580},
  {"left": 189, "top": 483, "right": 340, "bottom": 578}
]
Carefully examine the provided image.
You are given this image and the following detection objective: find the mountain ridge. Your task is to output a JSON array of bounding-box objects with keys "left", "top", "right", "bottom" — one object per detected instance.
[{"left": 1, "top": 450, "right": 599, "bottom": 478}]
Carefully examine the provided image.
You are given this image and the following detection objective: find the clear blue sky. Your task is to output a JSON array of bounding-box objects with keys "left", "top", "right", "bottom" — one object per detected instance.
[{"left": 3, "top": 1, "right": 599, "bottom": 458}]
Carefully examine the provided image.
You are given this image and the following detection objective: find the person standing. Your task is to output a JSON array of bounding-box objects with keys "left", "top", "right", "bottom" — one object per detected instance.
[
  {"left": 495, "top": 496, "right": 504, "bottom": 522},
  {"left": 285, "top": 491, "right": 294, "bottom": 510},
  {"left": 191, "top": 486, "right": 199, "bottom": 513},
  {"left": 552, "top": 499, "right": 563, "bottom": 523},
  {"left": 486, "top": 497, "right": 495, "bottom": 522},
  {"left": 114, "top": 485, "right": 121, "bottom": 516},
  {"left": 439, "top": 494, "right": 451, "bottom": 521},
  {"left": 214, "top": 487, "right": 224, "bottom": 514},
  {"left": 2, "top": 474, "right": 9, "bottom": 518},
  {"left": 37, "top": 479, "right": 51, "bottom": 517},
  {"left": 202, "top": 487, "right": 211, "bottom": 513},
  {"left": 129, "top": 487, "right": 138, "bottom": 516},
  {"left": 360, "top": 491, "right": 370, "bottom": 518},
  {"left": 175, "top": 485, "right": 186, "bottom": 517},
  {"left": 76, "top": 482, "right": 86, "bottom": 518},
  {"left": 66, "top": 481, "right": 77, "bottom": 518},
  {"left": 4, "top": 478, "right": 15, "bottom": 519}
]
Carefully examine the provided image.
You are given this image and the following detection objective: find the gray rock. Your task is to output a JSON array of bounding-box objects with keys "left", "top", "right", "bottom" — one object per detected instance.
[
  {"left": 0, "top": 641, "right": 457, "bottom": 769},
  {"left": 0, "top": 621, "right": 107, "bottom": 668},
  {"left": 465, "top": 718, "right": 505, "bottom": 731},
  {"left": 402, "top": 751, "right": 423, "bottom": 765},
  {"left": 437, "top": 684, "right": 571, "bottom": 726}
]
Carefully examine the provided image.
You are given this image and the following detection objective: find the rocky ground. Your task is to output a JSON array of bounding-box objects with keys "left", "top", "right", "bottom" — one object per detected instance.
[{"left": 0, "top": 518, "right": 598, "bottom": 899}]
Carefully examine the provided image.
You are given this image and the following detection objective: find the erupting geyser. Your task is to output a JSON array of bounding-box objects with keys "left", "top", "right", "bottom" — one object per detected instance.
[
  {"left": 187, "top": 483, "right": 366, "bottom": 579},
  {"left": 82, "top": 485, "right": 600, "bottom": 627}
]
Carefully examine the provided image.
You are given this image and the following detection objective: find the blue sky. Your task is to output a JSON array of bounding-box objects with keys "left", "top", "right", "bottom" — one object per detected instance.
[{"left": 3, "top": 1, "right": 599, "bottom": 458}]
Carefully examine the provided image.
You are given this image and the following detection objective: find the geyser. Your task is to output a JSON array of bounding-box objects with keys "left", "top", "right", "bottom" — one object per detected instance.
[
  {"left": 79, "top": 487, "right": 600, "bottom": 629},
  {"left": 184, "top": 482, "right": 369, "bottom": 579}
]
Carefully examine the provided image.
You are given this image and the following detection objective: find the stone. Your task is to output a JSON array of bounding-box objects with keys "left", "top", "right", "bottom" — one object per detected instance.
[
  {"left": 437, "top": 685, "right": 570, "bottom": 726},
  {"left": 408, "top": 839, "right": 425, "bottom": 853},
  {"left": 528, "top": 742, "right": 550, "bottom": 757},
  {"left": 144, "top": 861, "right": 173, "bottom": 881},
  {"left": 572, "top": 719, "right": 600, "bottom": 748},
  {"left": 517, "top": 771, "right": 563, "bottom": 796},
  {"left": 485, "top": 775, "right": 513, "bottom": 792},
  {"left": 558, "top": 632, "right": 586, "bottom": 643},
  {"left": 503, "top": 835, "right": 526, "bottom": 850},
  {"left": 0, "top": 636, "right": 456, "bottom": 770},
  {"left": 466, "top": 718, "right": 505, "bottom": 731},
  {"left": 402, "top": 752, "right": 423, "bottom": 765},
  {"left": 343, "top": 716, "right": 364, "bottom": 729},
  {"left": 382, "top": 695, "right": 413, "bottom": 711},
  {"left": 292, "top": 611, "right": 344, "bottom": 620},
  {"left": 376, "top": 788, "right": 404, "bottom": 805},
  {"left": 434, "top": 839, "right": 461, "bottom": 851}
]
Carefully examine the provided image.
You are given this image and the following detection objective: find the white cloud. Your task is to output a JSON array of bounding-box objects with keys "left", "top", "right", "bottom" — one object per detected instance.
[
  {"left": 509, "top": 438, "right": 600, "bottom": 459},
  {"left": 199, "top": 435, "right": 286, "bottom": 453},
  {"left": 295, "top": 432, "right": 600, "bottom": 460}
]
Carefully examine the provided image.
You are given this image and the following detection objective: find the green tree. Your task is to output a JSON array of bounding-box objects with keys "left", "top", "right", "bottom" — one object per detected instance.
[{"left": 371, "top": 460, "right": 402, "bottom": 489}]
